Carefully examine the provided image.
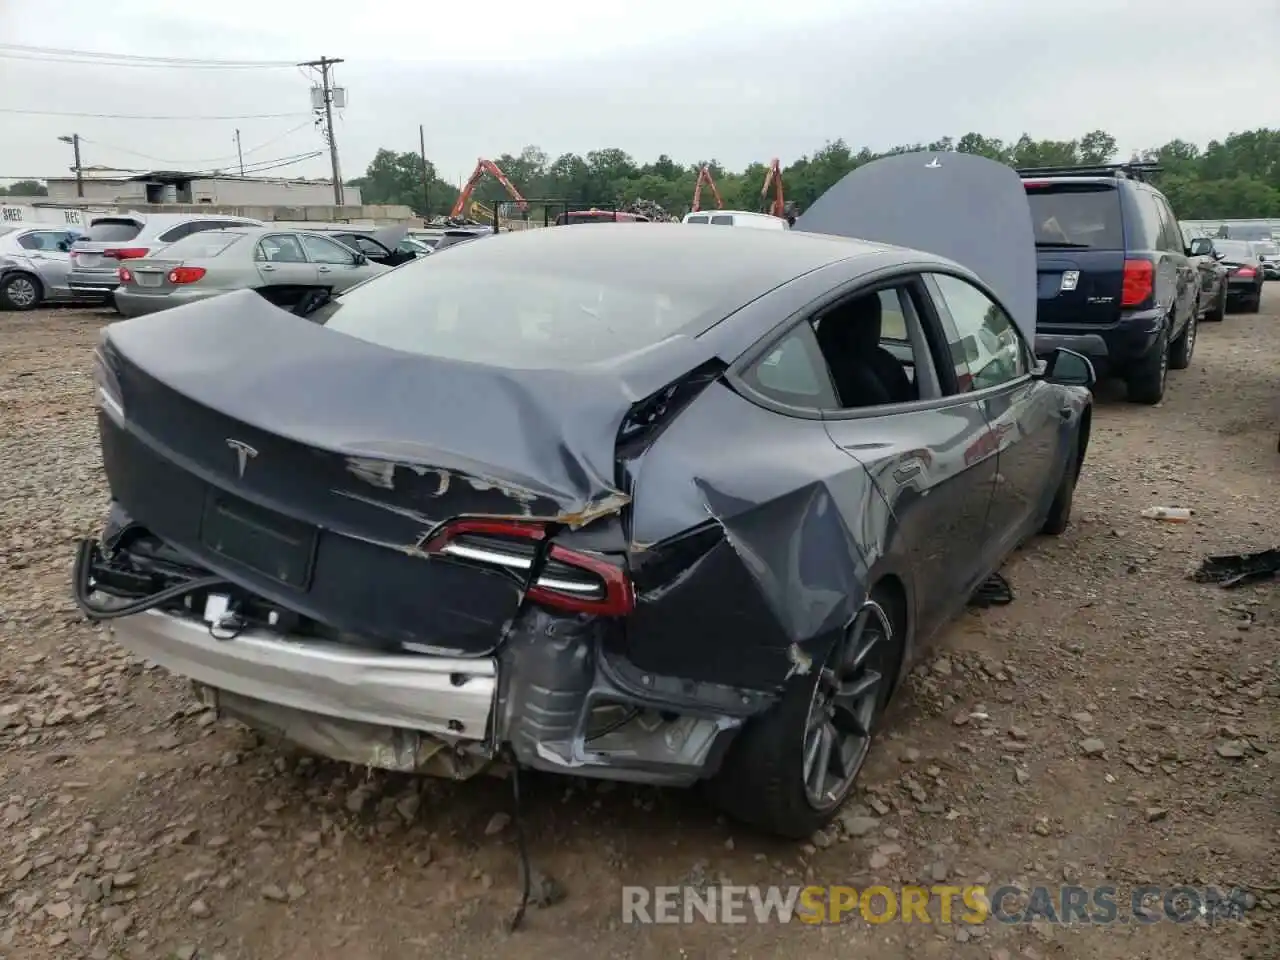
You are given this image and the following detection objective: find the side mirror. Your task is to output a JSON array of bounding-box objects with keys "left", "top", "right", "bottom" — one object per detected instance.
[
  {"left": 1188, "top": 238, "right": 1212, "bottom": 257},
  {"left": 352, "top": 252, "right": 368, "bottom": 266},
  {"left": 1213, "top": 250, "right": 1226, "bottom": 261},
  {"left": 1042, "top": 347, "right": 1095, "bottom": 389}
]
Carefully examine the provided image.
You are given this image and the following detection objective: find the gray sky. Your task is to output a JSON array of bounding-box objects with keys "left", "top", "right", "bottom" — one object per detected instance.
[{"left": 2, "top": 0, "right": 1277, "bottom": 188}]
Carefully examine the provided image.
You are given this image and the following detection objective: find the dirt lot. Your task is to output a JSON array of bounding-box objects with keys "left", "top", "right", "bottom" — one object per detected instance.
[{"left": 0, "top": 295, "right": 1277, "bottom": 960}]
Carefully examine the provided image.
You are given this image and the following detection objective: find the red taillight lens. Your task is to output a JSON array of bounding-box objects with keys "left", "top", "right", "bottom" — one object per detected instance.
[
  {"left": 104, "top": 247, "right": 149, "bottom": 260},
  {"left": 424, "top": 518, "right": 634, "bottom": 617},
  {"left": 1121, "top": 259, "right": 1154, "bottom": 308},
  {"left": 1236, "top": 266, "right": 1256, "bottom": 278},
  {"left": 117, "top": 267, "right": 132, "bottom": 283},
  {"left": 167, "top": 267, "right": 206, "bottom": 284}
]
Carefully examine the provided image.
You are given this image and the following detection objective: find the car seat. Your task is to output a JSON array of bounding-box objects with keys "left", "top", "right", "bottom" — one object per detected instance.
[{"left": 814, "top": 294, "right": 914, "bottom": 408}]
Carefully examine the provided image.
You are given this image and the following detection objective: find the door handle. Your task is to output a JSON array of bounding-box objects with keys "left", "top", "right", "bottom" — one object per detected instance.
[
  {"left": 260, "top": 264, "right": 276, "bottom": 272},
  {"left": 317, "top": 266, "right": 332, "bottom": 273},
  {"left": 892, "top": 464, "right": 921, "bottom": 483}
]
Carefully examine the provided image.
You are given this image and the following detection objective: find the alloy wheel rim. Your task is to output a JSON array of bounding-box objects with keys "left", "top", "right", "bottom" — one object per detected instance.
[
  {"left": 801, "top": 600, "right": 891, "bottom": 810},
  {"left": 7, "top": 277, "right": 36, "bottom": 307}
]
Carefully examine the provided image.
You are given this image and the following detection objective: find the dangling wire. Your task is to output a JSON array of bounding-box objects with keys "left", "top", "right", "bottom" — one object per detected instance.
[{"left": 505, "top": 748, "right": 532, "bottom": 933}]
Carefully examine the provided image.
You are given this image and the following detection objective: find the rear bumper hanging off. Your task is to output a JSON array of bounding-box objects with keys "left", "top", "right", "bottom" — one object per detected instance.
[{"left": 86, "top": 536, "right": 776, "bottom": 787}]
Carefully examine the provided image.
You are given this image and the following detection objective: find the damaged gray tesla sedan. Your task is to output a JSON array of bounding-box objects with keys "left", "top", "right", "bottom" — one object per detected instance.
[{"left": 73, "top": 152, "right": 1094, "bottom": 838}]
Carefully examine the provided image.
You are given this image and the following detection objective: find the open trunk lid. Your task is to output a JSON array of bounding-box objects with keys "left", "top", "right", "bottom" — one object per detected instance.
[
  {"left": 96, "top": 290, "right": 707, "bottom": 652},
  {"left": 794, "top": 151, "right": 1038, "bottom": 344}
]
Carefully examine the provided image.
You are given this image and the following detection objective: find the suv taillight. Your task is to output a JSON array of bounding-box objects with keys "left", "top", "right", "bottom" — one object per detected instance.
[
  {"left": 423, "top": 518, "right": 634, "bottom": 617},
  {"left": 1121, "top": 259, "right": 1154, "bottom": 308}
]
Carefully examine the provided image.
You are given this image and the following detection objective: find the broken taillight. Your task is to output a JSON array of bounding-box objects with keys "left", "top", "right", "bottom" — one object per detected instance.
[{"left": 424, "top": 518, "right": 634, "bottom": 617}]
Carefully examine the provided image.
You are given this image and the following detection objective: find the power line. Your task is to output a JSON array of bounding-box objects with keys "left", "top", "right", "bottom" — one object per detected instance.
[
  {"left": 78, "top": 120, "right": 316, "bottom": 167},
  {"left": 0, "top": 151, "right": 329, "bottom": 185},
  {"left": 0, "top": 43, "right": 296, "bottom": 69},
  {"left": 0, "top": 107, "right": 311, "bottom": 121}
]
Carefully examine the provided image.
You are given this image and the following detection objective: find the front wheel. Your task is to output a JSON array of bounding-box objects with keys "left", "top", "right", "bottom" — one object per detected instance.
[
  {"left": 0, "top": 273, "right": 43, "bottom": 311},
  {"left": 706, "top": 589, "right": 904, "bottom": 839},
  {"left": 1204, "top": 285, "right": 1227, "bottom": 322},
  {"left": 1169, "top": 314, "right": 1196, "bottom": 370}
]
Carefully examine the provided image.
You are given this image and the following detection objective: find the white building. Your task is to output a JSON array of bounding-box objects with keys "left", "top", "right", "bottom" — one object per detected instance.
[{"left": 43, "top": 171, "right": 361, "bottom": 207}]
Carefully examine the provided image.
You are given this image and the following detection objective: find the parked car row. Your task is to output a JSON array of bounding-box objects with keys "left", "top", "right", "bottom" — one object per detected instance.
[{"left": 0, "top": 213, "right": 432, "bottom": 313}]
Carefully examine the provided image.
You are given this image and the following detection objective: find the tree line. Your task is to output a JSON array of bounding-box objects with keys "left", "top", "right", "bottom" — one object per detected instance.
[{"left": 348, "top": 129, "right": 1280, "bottom": 222}]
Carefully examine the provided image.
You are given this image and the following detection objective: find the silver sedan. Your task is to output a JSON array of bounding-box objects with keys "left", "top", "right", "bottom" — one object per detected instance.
[
  {"left": 0, "top": 225, "right": 83, "bottom": 310},
  {"left": 113, "top": 227, "right": 389, "bottom": 318}
]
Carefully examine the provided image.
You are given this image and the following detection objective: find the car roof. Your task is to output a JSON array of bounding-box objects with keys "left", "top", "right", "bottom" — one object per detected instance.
[{"left": 419, "top": 221, "right": 887, "bottom": 298}]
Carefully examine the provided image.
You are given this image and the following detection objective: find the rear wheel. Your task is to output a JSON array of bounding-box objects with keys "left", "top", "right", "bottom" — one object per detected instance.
[
  {"left": 1244, "top": 288, "right": 1262, "bottom": 313},
  {"left": 1126, "top": 325, "right": 1169, "bottom": 405},
  {"left": 0, "top": 273, "right": 43, "bottom": 311},
  {"left": 707, "top": 587, "right": 904, "bottom": 839},
  {"left": 1204, "top": 285, "right": 1227, "bottom": 322},
  {"left": 1169, "top": 313, "right": 1196, "bottom": 370}
]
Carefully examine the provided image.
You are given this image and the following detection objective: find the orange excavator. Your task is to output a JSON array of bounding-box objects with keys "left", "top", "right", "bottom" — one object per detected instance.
[
  {"left": 690, "top": 165, "right": 724, "bottom": 213},
  {"left": 450, "top": 157, "right": 529, "bottom": 219},
  {"left": 760, "top": 157, "right": 787, "bottom": 219}
]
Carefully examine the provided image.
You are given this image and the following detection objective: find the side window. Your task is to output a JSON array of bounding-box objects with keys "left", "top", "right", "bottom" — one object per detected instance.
[
  {"left": 16, "top": 232, "right": 42, "bottom": 250},
  {"left": 300, "top": 234, "right": 358, "bottom": 264},
  {"left": 157, "top": 222, "right": 195, "bottom": 243},
  {"left": 808, "top": 283, "right": 927, "bottom": 409},
  {"left": 709, "top": 215, "right": 734, "bottom": 226},
  {"left": 256, "top": 234, "right": 307, "bottom": 263},
  {"left": 1130, "top": 191, "right": 1165, "bottom": 251},
  {"left": 741, "top": 325, "right": 838, "bottom": 409},
  {"left": 929, "top": 273, "right": 1028, "bottom": 392},
  {"left": 1155, "top": 197, "right": 1183, "bottom": 252}
]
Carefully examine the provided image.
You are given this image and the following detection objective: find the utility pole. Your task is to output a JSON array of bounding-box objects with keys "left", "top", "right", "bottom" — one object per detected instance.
[
  {"left": 418, "top": 124, "right": 430, "bottom": 219},
  {"left": 234, "top": 129, "right": 245, "bottom": 177},
  {"left": 298, "top": 56, "right": 345, "bottom": 206},
  {"left": 58, "top": 134, "right": 83, "bottom": 197}
]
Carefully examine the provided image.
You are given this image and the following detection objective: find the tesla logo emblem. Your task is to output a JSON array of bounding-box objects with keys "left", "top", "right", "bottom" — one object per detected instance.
[
  {"left": 925, "top": 157, "right": 941, "bottom": 168},
  {"left": 226, "top": 439, "right": 258, "bottom": 478},
  {"left": 1060, "top": 270, "right": 1080, "bottom": 292}
]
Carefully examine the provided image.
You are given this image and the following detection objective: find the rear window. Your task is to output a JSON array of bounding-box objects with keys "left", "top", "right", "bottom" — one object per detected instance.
[
  {"left": 84, "top": 218, "right": 143, "bottom": 243},
  {"left": 709, "top": 215, "right": 734, "bottom": 226},
  {"left": 154, "top": 231, "right": 245, "bottom": 259},
  {"left": 318, "top": 256, "right": 714, "bottom": 368},
  {"left": 1024, "top": 183, "right": 1124, "bottom": 248},
  {"left": 1214, "top": 240, "right": 1254, "bottom": 259},
  {"left": 685, "top": 215, "right": 710, "bottom": 224}
]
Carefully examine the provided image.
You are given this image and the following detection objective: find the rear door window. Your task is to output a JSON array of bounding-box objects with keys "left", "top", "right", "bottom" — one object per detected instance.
[
  {"left": 1024, "top": 183, "right": 1124, "bottom": 249},
  {"left": 709, "top": 215, "right": 734, "bottom": 226},
  {"left": 685, "top": 215, "right": 710, "bottom": 224},
  {"left": 84, "top": 218, "right": 143, "bottom": 242}
]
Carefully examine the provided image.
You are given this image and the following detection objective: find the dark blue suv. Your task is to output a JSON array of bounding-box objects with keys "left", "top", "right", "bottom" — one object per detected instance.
[{"left": 1020, "top": 163, "right": 1199, "bottom": 405}]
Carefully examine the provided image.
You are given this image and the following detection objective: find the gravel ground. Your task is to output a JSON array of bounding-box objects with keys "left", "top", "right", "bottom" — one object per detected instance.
[{"left": 0, "top": 296, "right": 1277, "bottom": 960}]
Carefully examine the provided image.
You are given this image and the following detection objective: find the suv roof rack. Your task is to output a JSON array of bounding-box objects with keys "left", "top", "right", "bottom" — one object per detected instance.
[{"left": 1017, "top": 161, "right": 1162, "bottom": 184}]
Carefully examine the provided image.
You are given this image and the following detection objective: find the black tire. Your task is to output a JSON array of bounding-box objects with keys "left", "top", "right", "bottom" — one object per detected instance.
[
  {"left": 0, "top": 272, "right": 43, "bottom": 311},
  {"left": 1169, "top": 313, "right": 1196, "bottom": 370},
  {"left": 1204, "top": 285, "right": 1227, "bottom": 322},
  {"left": 1125, "top": 325, "right": 1169, "bottom": 405},
  {"left": 706, "top": 585, "right": 905, "bottom": 839},
  {"left": 1244, "top": 288, "right": 1262, "bottom": 313},
  {"left": 1041, "top": 443, "right": 1081, "bottom": 536}
]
